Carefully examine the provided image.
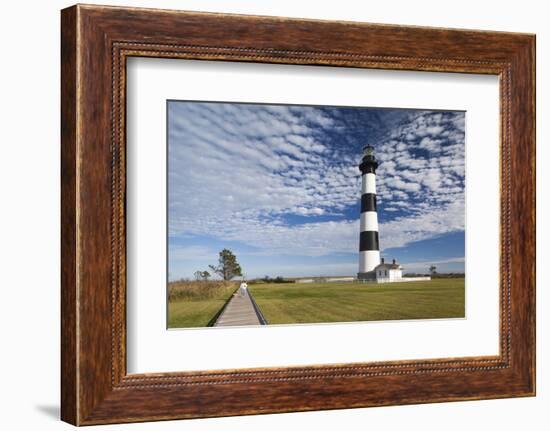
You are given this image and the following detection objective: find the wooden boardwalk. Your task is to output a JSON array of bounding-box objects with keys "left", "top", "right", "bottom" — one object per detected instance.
[{"left": 214, "top": 291, "right": 262, "bottom": 327}]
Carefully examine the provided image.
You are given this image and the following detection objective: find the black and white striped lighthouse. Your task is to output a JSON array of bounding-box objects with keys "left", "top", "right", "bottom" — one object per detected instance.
[{"left": 358, "top": 145, "right": 381, "bottom": 279}]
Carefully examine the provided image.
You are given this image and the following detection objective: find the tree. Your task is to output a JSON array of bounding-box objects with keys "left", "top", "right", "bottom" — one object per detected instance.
[
  {"left": 429, "top": 265, "right": 437, "bottom": 275},
  {"left": 194, "top": 270, "right": 211, "bottom": 281},
  {"left": 209, "top": 249, "right": 243, "bottom": 281}
]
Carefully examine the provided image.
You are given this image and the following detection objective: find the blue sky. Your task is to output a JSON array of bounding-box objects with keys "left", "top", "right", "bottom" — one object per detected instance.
[{"left": 167, "top": 101, "right": 465, "bottom": 280}]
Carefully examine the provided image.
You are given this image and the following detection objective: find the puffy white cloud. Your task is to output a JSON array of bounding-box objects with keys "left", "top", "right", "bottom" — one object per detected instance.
[
  {"left": 392, "top": 177, "right": 422, "bottom": 192},
  {"left": 419, "top": 137, "right": 442, "bottom": 152},
  {"left": 168, "top": 103, "right": 465, "bottom": 257},
  {"left": 376, "top": 110, "right": 465, "bottom": 219},
  {"left": 378, "top": 198, "right": 465, "bottom": 250}
]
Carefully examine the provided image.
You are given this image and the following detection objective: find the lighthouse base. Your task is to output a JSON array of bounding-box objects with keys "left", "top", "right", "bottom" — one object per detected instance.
[{"left": 357, "top": 271, "right": 377, "bottom": 281}]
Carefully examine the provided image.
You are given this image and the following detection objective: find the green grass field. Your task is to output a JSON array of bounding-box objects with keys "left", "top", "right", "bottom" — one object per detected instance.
[
  {"left": 168, "top": 281, "right": 237, "bottom": 328},
  {"left": 167, "top": 278, "right": 464, "bottom": 328},
  {"left": 248, "top": 278, "right": 465, "bottom": 325}
]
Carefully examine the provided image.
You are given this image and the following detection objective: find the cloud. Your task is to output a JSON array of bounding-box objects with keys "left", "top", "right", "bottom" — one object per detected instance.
[
  {"left": 168, "top": 103, "right": 465, "bottom": 260},
  {"left": 375, "top": 110, "right": 465, "bottom": 220},
  {"left": 168, "top": 102, "right": 361, "bottom": 227},
  {"left": 378, "top": 199, "right": 465, "bottom": 250},
  {"left": 419, "top": 137, "right": 442, "bottom": 152},
  {"left": 391, "top": 177, "right": 422, "bottom": 192},
  {"left": 170, "top": 199, "right": 464, "bottom": 258}
]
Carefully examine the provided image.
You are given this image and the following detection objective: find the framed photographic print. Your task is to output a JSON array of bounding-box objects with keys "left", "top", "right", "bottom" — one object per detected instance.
[
  {"left": 164, "top": 100, "right": 466, "bottom": 330},
  {"left": 61, "top": 4, "right": 535, "bottom": 425}
]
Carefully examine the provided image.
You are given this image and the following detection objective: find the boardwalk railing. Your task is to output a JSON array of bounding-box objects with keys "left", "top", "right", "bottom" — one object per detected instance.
[{"left": 247, "top": 291, "right": 268, "bottom": 325}]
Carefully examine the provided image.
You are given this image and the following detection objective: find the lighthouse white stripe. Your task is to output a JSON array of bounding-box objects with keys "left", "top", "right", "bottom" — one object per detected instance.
[
  {"left": 359, "top": 250, "right": 381, "bottom": 273},
  {"left": 360, "top": 211, "right": 378, "bottom": 232},
  {"left": 361, "top": 173, "right": 377, "bottom": 195}
]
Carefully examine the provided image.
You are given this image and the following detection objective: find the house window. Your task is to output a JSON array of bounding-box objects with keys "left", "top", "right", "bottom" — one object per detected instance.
[{"left": 385, "top": 270, "right": 388, "bottom": 276}]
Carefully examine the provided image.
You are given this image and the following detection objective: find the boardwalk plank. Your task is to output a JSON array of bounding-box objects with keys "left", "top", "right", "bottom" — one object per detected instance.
[{"left": 214, "top": 292, "right": 261, "bottom": 327}]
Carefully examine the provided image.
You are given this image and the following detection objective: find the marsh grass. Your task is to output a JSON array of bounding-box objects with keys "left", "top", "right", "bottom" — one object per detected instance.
[
  {"left": 168, "top": 280, "right": 237, "bottom": 301},
  {"left": 167, "top": 280, "right": 238, "bottom": 328}
]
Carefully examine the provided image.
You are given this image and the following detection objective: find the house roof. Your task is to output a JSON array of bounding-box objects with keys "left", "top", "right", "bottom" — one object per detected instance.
[{"left": 375, "top": 262, "right": 402, "bottom": 270}]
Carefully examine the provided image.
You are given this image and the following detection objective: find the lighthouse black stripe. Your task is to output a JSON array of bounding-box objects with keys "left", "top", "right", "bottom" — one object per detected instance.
[
  {"left": 359, "top": 231, "right": 379, "bottom": 251},
  {"left": 359, "top": 161, "right": 378, "bottom": 174},
  {"left": 361, "top": 193, "right": 377, "bottom": 213}
]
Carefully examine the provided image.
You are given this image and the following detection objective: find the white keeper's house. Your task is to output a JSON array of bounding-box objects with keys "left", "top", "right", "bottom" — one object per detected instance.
[{"left": 374, "top": 258, "right": 403, "bottom": 282}]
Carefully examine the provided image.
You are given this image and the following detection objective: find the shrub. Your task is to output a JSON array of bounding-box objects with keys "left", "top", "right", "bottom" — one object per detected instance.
[{"left": 168, "top": 280, "right": 237, "bottom": 301}]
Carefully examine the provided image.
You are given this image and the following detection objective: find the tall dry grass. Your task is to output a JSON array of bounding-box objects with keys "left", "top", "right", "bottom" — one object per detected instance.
[{"left": 168, "top": 280, "right": 238, "bottom": 302}]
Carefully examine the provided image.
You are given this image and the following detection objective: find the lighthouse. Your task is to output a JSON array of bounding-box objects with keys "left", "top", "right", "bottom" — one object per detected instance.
[{"left": 358, "top": 145, "right": 381, "bottom": 279}]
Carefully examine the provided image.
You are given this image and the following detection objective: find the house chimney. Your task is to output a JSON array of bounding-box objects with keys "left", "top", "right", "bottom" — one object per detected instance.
[
  {"left": 381, "top": 258, "right": 385, "bottom": 264},
  {"left": 392, "top": 259, "right": 396, "bottom": 264}
]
